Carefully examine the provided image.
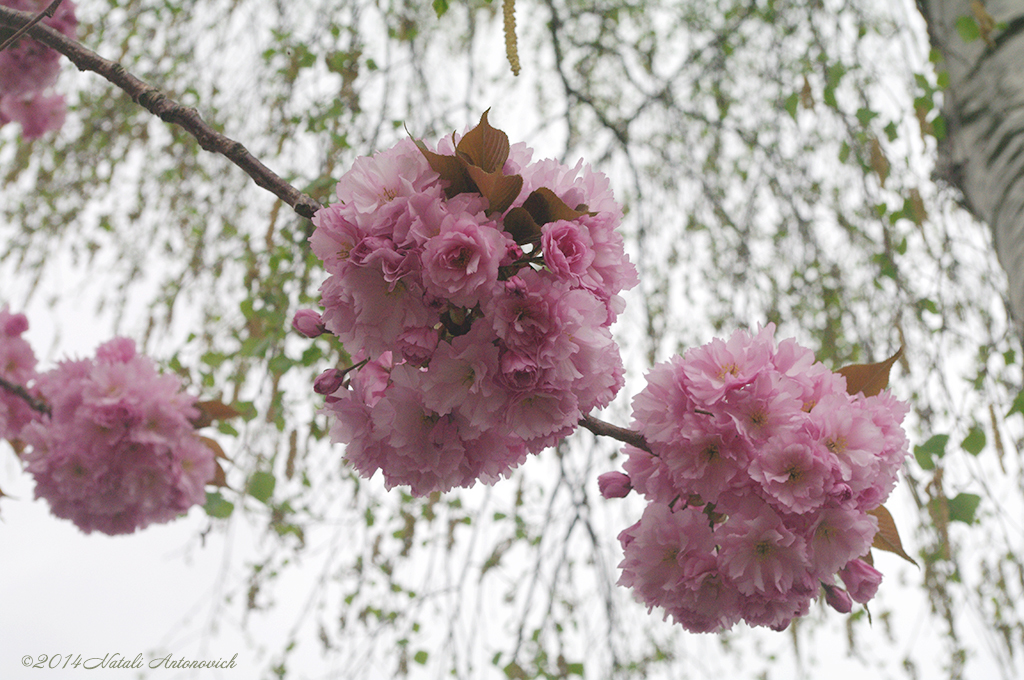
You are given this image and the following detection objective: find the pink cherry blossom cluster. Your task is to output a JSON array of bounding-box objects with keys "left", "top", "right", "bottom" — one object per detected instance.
[
  {"left": 13, "top": 336, "right": 216, "bottom": 535},
  {"left": 305, "top": 126, "right": 638, "bottom": 496},
  {"left": 604, "top": 325, "right": 908, "bottom": 632},
  {"left": 0, "top": 305, "right": 39, "bottom": 440},
  {"left": 0, "top": 0, "right": 77, "bottom": 139}
]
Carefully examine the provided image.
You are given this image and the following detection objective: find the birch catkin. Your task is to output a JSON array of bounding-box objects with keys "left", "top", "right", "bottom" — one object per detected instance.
[{"left": 503, "top": 0, "right": 520, "bottom": 76}]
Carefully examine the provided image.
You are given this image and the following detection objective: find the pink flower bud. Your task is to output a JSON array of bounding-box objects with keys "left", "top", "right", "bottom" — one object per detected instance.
[
  {"left": 822, "top": 583, "right": 853, "bottom": 613},
  {"left": 839, "top": 558, "right": 883, "bottom": 603},
  {"left": 314, "top": 368, "right": 345, "bottom": 396},
  {"left": 598, "top": 471, "right": 632, "bottom": 499},
  {"left": 292, "top": 309, "right": 326, "bottom": 338}
]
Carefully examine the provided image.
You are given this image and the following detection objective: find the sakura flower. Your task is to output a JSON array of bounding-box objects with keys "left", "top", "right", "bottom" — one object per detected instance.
[{"left": 20, "top": 337, "right": 216, "bottom": 535}]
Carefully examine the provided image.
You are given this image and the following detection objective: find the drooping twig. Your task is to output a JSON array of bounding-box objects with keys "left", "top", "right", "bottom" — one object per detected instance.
[
  {"left": 0, "top": 376, "right": 50, "bottom": 416},
  {"left": 578, "top": 413, "right": 651, "bottom": 453},
  {"left": 0, "top": 0, "right": 62, "bottom": 52},
  {"left": 0, "top": 5, "right": 322, "bottom": 221}
]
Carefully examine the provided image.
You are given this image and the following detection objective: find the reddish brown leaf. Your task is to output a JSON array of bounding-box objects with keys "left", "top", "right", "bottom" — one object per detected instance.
[
  {"left": 199, "top": 435, "right": 230, "bottom": 460},
  {"left": 464, "top": 165, "right": 523, "bottom": 215},
  {"left": 868, "top": 504, "right": 917, "bottom": 565},
  {"left": 908, "top": 188, "right": 928, "bottom": 226},
  {"left": 837, "top": 346, "right": 904, "bottom": 397},
  {"left": 191, "top": 400, "right": 242, "bottom": 429},
  {"left": 870, "top": 137, "right": 889, "bottom": 187},
  {"left": 502, "top": 206, "right": 542, "bottom": 245},
  {"left": 209, "top": 459, "right": 230, "bottom": 488},
  {"left": 455, "top": 109, "right": 510, "bottom": 173},
  {"left": 521, "top": 187, "right": 590, "bottom": 226},
  {"left": 413, "top": 139, "right": 474, "bottom": 197}
]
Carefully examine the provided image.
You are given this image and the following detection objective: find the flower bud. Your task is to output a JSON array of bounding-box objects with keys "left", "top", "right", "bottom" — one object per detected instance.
[
  {"left": 292, "top": 309, "right": 327, "bottom": 338},
  {"left": 839, "top": 558, "right": 883, "bottom": 603},
  {"left": 822, "top": 583, "right": 853, "bottom": 613},
  {"left": 314, "top": 369, "right": 345, "bottom": 396},
  {"left": 598, "top": 471, "right": 632, "bottom": 499}
]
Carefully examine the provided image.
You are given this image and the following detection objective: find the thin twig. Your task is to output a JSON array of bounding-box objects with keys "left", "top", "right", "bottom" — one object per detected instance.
[
  {"left": 0, "top": 376, "right": 50, "bottom": 416},
  {"left": 0, "top": 6, "right": 322, "bottom": 220},
  {"left": 0, "top": 0, "right": 62, "bottom": 52},
  {"left": 578, "top": 413, "right": 651, "bottom": 453}
]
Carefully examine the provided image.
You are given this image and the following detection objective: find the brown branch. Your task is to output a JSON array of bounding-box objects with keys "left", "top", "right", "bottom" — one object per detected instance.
[
  {"left": 578, "top": 413, "right": 651, "bottom": 453},
  {"left": 0, "top": 0, "right": 63, "bottom": 52},
  {"left": 0, "top": 376, "right": 50, "bottom": 416},
  {"left": 0, "top": 6, "right": 322, "bottom": 221}
]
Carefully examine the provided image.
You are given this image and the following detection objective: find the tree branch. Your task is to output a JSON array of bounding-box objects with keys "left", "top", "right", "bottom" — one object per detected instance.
[
  {"left": 0, "top": 376, "right": 50, "bottom": 416},
  {"left": 578, "top": 413, "right": 650, "bottom": 453},
  {"left": 0, "top": 0, "right": 63, "bottom": 52},
  {"left": 0, "top": 6, "right": 322, "bottom": 221}
]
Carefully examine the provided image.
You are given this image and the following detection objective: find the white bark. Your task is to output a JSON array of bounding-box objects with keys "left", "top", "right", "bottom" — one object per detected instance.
[{"left": 918, "top": 0, "right": 1024, "bottom": 334}]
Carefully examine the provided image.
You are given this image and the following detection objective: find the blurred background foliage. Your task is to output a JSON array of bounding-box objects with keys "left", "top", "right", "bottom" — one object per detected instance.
[{"left": 2, "top": 0, "right": 1023, "bottom": 678}]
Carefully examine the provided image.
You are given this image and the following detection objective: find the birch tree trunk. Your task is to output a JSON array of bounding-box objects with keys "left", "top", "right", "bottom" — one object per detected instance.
[{"left": 918, "top": 0, "right": 1024, "bottom": 334}]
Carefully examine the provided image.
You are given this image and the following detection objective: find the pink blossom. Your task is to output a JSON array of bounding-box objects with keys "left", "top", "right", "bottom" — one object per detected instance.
[
  {"left": 421, "top": 216, "right": 509, "bottom": 308},
  {"left": 0, "top": 0, "right": 76, "bottom": 138},
  {"left": 20, "top": 337, "right": 216, "bottom": 535},
  {"left": 541, "top": 219, "right": 595, "bottom": 284},
  {"left": 0, "top": 305, "right": 40, "bottom": 441},
  {"left": 613, "top": 326, "right": 910, "bottom": 632},
  {"left": 749, "top": 432, "right": 833, "bottom": 513},
  {"left": 717, "top": 503, "right": 811, "bottom": 595}
]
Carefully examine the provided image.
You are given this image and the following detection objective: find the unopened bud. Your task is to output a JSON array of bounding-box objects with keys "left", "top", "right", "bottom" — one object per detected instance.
[
  {"left": 598, "top": 471, "right": 632, "bottom": 499},
  {"left": 313, "top": 369, "right": 345, "bottom": 396},
  {"left": 292, "top": 309, "right": 327, "bottom": 338},
  {"left": 822, "top": 582, "right": 853, "bottom": 614}
]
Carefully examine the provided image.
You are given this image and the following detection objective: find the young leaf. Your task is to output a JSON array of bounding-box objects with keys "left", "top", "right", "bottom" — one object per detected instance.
[
  {"left": 456, "top": 110, "right": 510, "bottom": 173},
  {"left": 868, "top": 505, "right": 917, "bottom": 565},
  {"left": 191, "top": 399, "right": 242, "bottom": 428},
  {"left": 521, "top": 187, "right": 590, "bottom": 226},
  {"left": 961, "top": 426, "right": 985, "bottom": 456},
  {"left": 1007, "top": 389, "right": 1024, "bottom": 418},
  {"left": 413, "top": 139, "right": 474, "bottom": 197},
  {"left": 205, "top": 491, "right": 234, "bottom": 519},
  {"left": 837, "top": 346, "right": 904, "bottom": 397},
  {"left": 464, "top": 165, "right": 523, "bottom": 215},
  {"left": 502, "top": 206, "right": 542, "bottom": 245},
  {"left": 913, "top": 433, "right": 949, "bottom": 470},
  {"left": 869, "top": 137, "right": 889, "bottom": 187},
  {"left": 947, "top": 492, "right": 981, "bottom": 524},
  {"left": 248, "top": 470, "right": 276, "bottom": 503}
]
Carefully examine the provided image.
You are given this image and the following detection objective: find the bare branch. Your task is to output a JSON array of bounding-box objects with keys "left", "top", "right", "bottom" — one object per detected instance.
[
  {"left": 0, "top": 376, "right": 50, "bottom": 416},
  {"left": 0, "top": 5, "right": 322, "bottom": 220},
  {"left": 0, "top": 0, "right": 62, "bottom": 52}
]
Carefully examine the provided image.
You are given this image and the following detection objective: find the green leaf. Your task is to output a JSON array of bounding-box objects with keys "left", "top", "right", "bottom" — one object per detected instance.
[
  {"left": 413, "top": 650, "right": 429, "bottom": 665},
  {"left": 1007, "top": 390, "right": 1024, "bottom": 418},
  {"left": 961, "top": 427, "right": 986, "bottom": 455},
  {"left": 955, "top": 15, "right": 981, "bottom": 43},
  {"left": 914, "top": 433, "right": 949, "bottom": 469},
  {"left": 783, "top": 92, "right": 799, "bottom": 119},
  {"left": 947, "top": 492, "right": 981, "bottom": 524},
  {"left": 205, "top": 491, "right": 235, "bottom": 519},
  {"left": 248, "top": 471, "right": 276, "bottom": 503},
  {"left": 432, "top": 0, "right": 450, "bottom": 17},
  {"left": 503, "top": 661, "right": 528, "bottom": 679}
]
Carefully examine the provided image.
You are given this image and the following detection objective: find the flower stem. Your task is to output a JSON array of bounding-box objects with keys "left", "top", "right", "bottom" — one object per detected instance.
[{"left": 578, "top": 413, "right": 651, "bottom": 453}]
